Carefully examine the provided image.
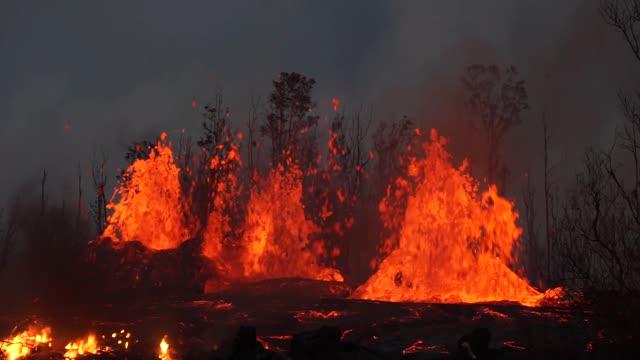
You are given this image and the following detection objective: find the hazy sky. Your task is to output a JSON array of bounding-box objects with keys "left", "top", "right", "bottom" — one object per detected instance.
[{"left": 1, "top": 0, "right": 638, "bottom": 207}]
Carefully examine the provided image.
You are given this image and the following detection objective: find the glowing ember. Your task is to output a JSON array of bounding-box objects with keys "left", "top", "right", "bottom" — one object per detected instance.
[
  {"left": 353, "top": 129, "right": 559, "bottom": 306},
  {"left": 293, "top": 310, "right": 341, "bottom": 321},
  {"left": 102, "top": 134, "right": 195, "bottom": 250},
  {"left": 523, "top": 309, "right": 570, "bottom": 322},
  {"left": 401, "top": 340, "right": 446, "bottom": 354},
  {"left": 64, "top": 334, "right": 98, "bottom": 358},
  {"left": 0, "top": 325, "right": 51, "bottom": 360},
  {"left": 503, "top": 340, "right": 526, "bottom": 351},
  {"left": 472, "top": 307, "right": 510, "bottom": 320},
  {"left": 238, "top": 163, "right": 343, "bottom": 282}
]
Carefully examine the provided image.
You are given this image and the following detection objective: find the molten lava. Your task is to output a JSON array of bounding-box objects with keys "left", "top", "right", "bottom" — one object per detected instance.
[
  {"left": 353, "top": 129, "right": 556, "bottom": 306},
  {"left": 103, "top": 133, "right": 195, "bottom": 250},
  {"left": 199, "top": 133, "right": 342, "bottom": 283},
  {"left": 201, "top": 141, "right": 242, "bottom": 264},
  {"left": 239, "top": 164, "right": 343, "bottom": 282}
]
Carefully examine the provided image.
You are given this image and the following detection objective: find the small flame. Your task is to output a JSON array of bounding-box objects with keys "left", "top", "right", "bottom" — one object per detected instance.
[
  {"left": 0, "top": 326, "right": 52, "bottom": 360},
  {"left": 64, "top": 334, "right": 98, "bottom": 359},
  {"left": 159, "top": 336, "right": 170, "bottom": 359}
]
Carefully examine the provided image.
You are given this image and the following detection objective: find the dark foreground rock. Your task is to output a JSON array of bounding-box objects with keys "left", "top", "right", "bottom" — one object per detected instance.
[
  {"left": 212, "top": 278, "right": 352, "bottom": 302},
  {"left": 456, "top": 328, "right": 503, "bottom": 359},
  {"left": 289, "top": 325, "right": 391, "bottom": 360},
  {"left": 3, "top": 279, "right": 640, "bottom": 359},
  {"left": 84, "top": 237, "right": 213, "bottom": 297}
]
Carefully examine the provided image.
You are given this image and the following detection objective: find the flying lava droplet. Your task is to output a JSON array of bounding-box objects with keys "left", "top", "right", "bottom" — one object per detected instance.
[
  {"left": 332, "top": 98, "right": 340, "bottom": 112},
  {"left": 64, "top": 124, "right": 70, "bottom": 131},
  {"left": 191, "top": 100, "right": 197, "bottom": 108}
]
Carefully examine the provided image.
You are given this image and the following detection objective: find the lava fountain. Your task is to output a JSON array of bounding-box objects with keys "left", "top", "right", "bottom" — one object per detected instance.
[
  {"left": 102, "top": 132, "right": 196, "bottom": 250},
  {"left": 352, "top": 129, "right": 559, "bottom": 306},
  {"left": 238, "top": 162, "right": 343, "bottom": 282}
]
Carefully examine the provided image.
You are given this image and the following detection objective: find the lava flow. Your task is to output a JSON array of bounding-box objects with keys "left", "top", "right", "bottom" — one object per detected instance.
[{"left": 352, "top": 129, "right": 560, "bottom": 306}]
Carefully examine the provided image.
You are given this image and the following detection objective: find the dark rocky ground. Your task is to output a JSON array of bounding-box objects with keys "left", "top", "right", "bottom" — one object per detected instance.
[
  {"left": 1, "top": 278, "right": 639, "bottom": 360},
  {"left": 0, "top": 239, "right": 638, "bottom": 359}
]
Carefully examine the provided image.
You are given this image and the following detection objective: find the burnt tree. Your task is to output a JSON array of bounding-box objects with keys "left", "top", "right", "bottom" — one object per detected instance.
[
  {"left": 90, "top": 147, "right": 109, "bottom": 234},
  {"left": 261, "top": 72, "right": 319, "bottom": 173},
  {"left": 553, "top": 149, "right": 640, "bottom": 291},
  {"left": 118, "top": 138, "right": 159, "bottom": 186},
  {"left": 369, "top": 116, "right": 422, "bottom": 269},
  {"left": 601, "top": 0, "right": 640, "bottom": 227},
  {"left": 601, "top": 0, "right": 640, "bottom": 63},
  {"left": 558, "top": 0, "right": 640, "bottom": 291},
  {"left": 541, "top": 114, "right": 558, "bottom": 284},
  {"left": 462, "top": 64, "right": 529, "bottom": 191},
  {"left": 124, "top": 140, "right": 157, "bottom": 165},
  {"left": 521, "top": 170, "right": 540, "bottom": 284},
  {"left": 309, "top": 107, "right": 373, "bottom": 275},
  {"left": 246, "top": 92, "right": 263, "bottom": 178},
  {"left": 194, "top": 90, "right": 241, "bottom": 229},
  {"left": 0, "top": 206, "right": 18, "bottom": 274}
]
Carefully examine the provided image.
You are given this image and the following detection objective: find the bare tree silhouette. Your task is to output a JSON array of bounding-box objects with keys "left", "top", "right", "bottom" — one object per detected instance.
[{"left": 462, "top": 64, "right": 529, "bottom": 190}]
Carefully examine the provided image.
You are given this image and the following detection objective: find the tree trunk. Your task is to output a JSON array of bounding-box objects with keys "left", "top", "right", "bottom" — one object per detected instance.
[{"left": 543, "top": 116, "right": 552, "bottom": 285}]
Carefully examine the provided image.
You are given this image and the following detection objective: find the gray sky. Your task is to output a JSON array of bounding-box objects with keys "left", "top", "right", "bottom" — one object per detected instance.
[{"left": 0, "top": 0, "right": 637, "bottom": 208}]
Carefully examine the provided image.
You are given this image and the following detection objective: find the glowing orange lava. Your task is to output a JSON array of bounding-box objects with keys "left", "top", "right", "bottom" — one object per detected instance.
[
  {"left": 201, "top": 141, "right": 242, "bottom": 265},
  {"left": 239, "top": 163, "right": 343, "bottom": 282},
  {"left": 102, "top": 134, "right": 195, "bottom": 250},
  {"left": 352, "top": 129, "right": 559, "bottom": 306}
]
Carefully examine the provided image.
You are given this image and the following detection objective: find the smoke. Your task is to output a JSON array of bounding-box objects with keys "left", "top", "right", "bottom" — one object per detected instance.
[
  {"left": 1, "top": 0, "right": 638, "bottom": 213},
  {"left": 354, "top": 0, "right": 640, "bottom": 194}
]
